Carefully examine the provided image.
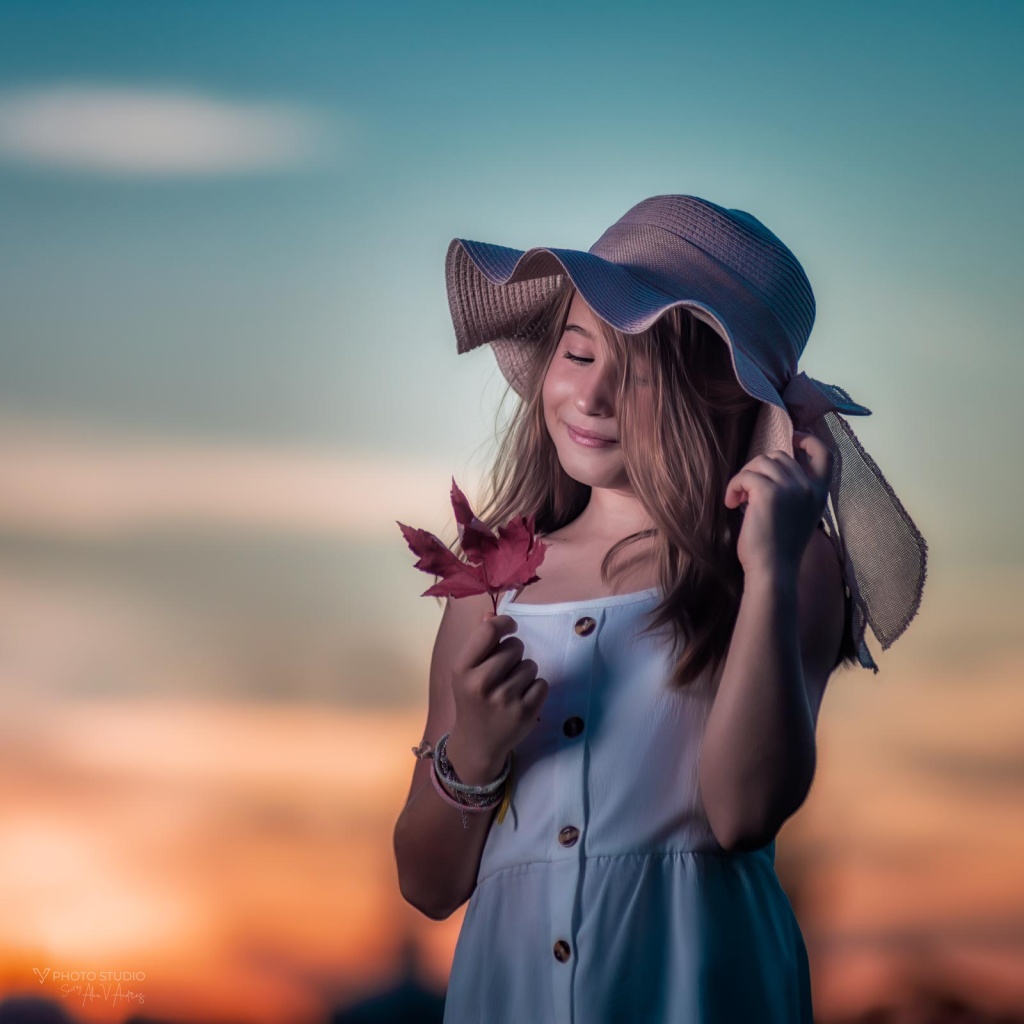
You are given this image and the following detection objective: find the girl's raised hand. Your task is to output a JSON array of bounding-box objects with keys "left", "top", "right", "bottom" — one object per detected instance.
[
  {"left": 445, "top": 612, "right": 548, "bottom": 785},
  {"left": 724, "top": 429, "right": 834, "bottom": 579}
]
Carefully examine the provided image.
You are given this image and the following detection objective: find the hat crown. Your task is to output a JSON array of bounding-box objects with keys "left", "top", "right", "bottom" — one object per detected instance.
[{"left": 588, "top": 194, "right": 816, "bottom": 356}]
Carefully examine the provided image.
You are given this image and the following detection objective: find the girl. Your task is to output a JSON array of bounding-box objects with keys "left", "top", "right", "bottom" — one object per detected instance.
[{"left": 393, "top": 195, "right": 927, "bottom": 1022}]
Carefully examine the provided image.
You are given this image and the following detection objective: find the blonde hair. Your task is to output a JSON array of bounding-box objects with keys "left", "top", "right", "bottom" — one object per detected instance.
[{"left": 450, "top": 279, "right": 857, "bottom": 687}]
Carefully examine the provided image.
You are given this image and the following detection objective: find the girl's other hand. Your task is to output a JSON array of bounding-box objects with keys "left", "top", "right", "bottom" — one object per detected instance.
[
  {"left": 445, "top": 611, "right": 548, "bottom": 786},
  {"left": 724, "top": 429, "right": 834, "bottom": 579}
]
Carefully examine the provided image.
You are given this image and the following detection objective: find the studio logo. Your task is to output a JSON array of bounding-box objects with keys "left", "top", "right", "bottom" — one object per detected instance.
[{"left": 30, "top": 967, "right": 146, "bottom": 1008}]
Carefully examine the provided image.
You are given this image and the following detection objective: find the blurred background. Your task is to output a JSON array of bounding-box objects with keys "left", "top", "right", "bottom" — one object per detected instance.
[{"left": 0, "top": 1, "right": 1021, "bottom": 1022}]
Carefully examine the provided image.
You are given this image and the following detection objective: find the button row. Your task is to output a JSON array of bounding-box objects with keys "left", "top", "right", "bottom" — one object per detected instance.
[{"left": 552, "top": 619, "right": 591, "bottom": 966}]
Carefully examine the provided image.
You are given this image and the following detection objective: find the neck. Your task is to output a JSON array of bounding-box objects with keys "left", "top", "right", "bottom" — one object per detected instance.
[{"left": 567, "top": 487, "right": 657, "bottom": 542}]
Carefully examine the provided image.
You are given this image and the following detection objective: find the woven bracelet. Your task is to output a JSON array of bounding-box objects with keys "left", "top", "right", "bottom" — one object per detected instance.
[
  {"left": 434, "top": 732, "right": 512, "bottom": 795},
  {"left": 413, "top": 734, "right": 514, "bottom": 827}
]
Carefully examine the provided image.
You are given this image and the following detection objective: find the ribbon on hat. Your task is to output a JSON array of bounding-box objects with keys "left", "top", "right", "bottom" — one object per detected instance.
[
  {"left": 778, "top": 372, "right": 928, "bottom": 673},
  {"left": 781, "top": 370, "right": 872, "bottom": 424}
]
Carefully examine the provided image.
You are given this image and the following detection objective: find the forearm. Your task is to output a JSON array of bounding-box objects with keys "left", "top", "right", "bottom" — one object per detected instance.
[
  {"left": 699, "top": 568, "right": 816, "bottom": 850},
  {"left": 393, "top": 738, "right": 506, "bottom": 920}
]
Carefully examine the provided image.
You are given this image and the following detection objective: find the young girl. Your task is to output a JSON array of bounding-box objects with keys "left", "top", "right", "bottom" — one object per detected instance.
[{"left": 393, "top": 195, "right": 927, "bottom": 1022}]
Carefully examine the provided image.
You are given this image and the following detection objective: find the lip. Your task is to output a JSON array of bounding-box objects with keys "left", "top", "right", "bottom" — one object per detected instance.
[{"left": 566, "top": 422, "right": 618, "bottom": 448}]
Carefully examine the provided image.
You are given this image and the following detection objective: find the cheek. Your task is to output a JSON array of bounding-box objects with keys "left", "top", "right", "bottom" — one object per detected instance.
[{"left": 541, "top": 371, "right": 565, "bottom": 414}]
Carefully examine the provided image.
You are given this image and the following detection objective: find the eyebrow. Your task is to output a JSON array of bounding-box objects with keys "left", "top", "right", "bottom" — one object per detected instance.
[{"left": 564, "top": 323, "right": 595, "bottom": 339}]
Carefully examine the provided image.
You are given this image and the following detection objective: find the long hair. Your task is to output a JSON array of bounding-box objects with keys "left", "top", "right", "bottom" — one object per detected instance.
[{"left": 455, "top": 278, "right": 858, "bottom": 688}]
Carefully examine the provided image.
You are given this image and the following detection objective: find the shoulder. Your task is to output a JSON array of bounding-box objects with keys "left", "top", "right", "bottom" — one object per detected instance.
[
  {"left": 805, "top": 519, "right": 842, "bottom": 575},
  {"left": 795, "top": 523, "right": 846, "bottom": 728}
]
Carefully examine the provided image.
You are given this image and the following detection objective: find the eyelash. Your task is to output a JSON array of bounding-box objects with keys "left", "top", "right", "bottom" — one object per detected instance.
[{"left": 563, "top": 350, "right": 651, "bottom": 385}]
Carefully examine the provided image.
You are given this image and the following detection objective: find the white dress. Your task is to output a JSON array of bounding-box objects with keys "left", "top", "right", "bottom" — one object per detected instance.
[{"left": 443, "top": 587, "right": 814, "bottom": 1023}]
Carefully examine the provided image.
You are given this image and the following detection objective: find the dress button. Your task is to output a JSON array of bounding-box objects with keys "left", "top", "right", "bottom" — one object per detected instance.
[
  {"left": 553, "top": 939, "right": 572, "bottom": 963},
  {"left": 558, "top": 825, "right": 580, "bottom": 847},
  {"left": 574, "top": 616, "right": 596, "bottom": 636},
  {"left": 562, "top": 716, "right": 585, "bottom": 738}
]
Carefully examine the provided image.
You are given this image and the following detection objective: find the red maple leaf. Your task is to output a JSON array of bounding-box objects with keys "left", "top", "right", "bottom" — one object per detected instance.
[{"left": 397, "top": 477, "right": 548, "bottom": 614}]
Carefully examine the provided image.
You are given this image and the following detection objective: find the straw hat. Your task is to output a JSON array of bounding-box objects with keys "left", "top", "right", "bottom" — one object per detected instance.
[{"left": 445, "top": 194, "right": 927, "bottom": 671}]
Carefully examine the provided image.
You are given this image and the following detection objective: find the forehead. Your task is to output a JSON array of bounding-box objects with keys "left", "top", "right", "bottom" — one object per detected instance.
[{"left": 564, "top": 290, "right": 610, "bottom": 336}]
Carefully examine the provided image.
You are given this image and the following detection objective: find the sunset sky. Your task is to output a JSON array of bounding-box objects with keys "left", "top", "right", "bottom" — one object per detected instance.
[{"left": 0, "top": 2, "right": 1021, "bottom": 1021}]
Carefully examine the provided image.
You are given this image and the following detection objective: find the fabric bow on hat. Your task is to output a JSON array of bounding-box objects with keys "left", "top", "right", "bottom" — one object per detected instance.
[
  {"left": 444, "top": 194, "right": 928, "bottom": 672},
  {"left": 768, "top": 371, "right": 926, "bottom": 672}
]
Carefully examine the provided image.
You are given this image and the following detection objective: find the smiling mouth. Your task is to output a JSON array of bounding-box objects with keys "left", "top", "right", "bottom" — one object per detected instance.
[{"left": 566, "top": 423, "right": 618, "bottom": 448}]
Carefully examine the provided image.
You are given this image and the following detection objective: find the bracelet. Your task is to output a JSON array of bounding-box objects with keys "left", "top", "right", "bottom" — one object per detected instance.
[
  {"left": 413, "top": 733, "right": 515, "bottom": 829},
  {"left": 431, "top": 760, "right": 503, "bottom": 829},
  {"left": 431, "top": 764, "right": 501, "bottom": 811},
  {"left": 433, "top": 732, "right": 512, "bottom": 795},
  {"left": 432, "top": 758, "right": 505, "bottom": 809}
]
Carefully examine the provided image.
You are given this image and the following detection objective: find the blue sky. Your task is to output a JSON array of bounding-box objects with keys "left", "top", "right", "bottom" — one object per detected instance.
[
  {"left": 0, "top": 0, "right": 1021, "bottom": 569},
  {"left": 2, "top": 12, "right": 1021, "bottom": 1002}
]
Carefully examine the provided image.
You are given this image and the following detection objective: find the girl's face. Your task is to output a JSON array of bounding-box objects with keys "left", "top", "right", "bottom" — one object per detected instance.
[{"left": 542, "top": 291, "right": 636, "bottom": 490}]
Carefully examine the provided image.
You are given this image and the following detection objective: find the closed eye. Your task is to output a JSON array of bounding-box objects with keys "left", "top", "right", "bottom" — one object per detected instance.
[{"left": 563, "top": 352, "right": 592, "bottom": 365}]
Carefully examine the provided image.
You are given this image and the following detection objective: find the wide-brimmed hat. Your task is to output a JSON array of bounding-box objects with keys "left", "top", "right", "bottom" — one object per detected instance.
[{"left": 445, "top": 194, "right": 927, "bottom": 672}]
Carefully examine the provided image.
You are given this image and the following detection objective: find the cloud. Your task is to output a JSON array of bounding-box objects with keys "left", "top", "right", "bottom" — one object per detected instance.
[
  {"left": 0, "top": 83, "right": 332, "bottom": 177},
  {"left": 0, "top": 417, "right": 480, "bottom": 541}
]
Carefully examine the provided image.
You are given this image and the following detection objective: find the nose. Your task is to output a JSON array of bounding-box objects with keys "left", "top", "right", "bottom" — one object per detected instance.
[{"left": 573, "top": 361, "right": 617, "bottom": 416}]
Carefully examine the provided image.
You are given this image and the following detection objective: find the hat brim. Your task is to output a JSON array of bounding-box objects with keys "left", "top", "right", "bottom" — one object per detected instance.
[{"left": 446, "top": 237, "right": 791, "bottom": 420}]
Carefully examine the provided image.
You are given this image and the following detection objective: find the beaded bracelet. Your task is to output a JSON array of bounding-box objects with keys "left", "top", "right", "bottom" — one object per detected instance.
[
  {"left": 431, "top": 763, "right": 502, "bottom": 829},
  {"left": 430, "top": 762, "right": 502, "bottom": 810},
  {"left": 434, "top": 732, "right": 512, "bottom": 795},
  {"left": 413, "top": 735, "right": 514, "bottom": 829},
  {"left": 433, "top": 734, "right": 509, "bottom": 830}
]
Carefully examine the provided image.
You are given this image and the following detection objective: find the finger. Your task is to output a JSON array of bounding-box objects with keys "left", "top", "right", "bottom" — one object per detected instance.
[
  {"left": 521, "top": 676, "right": 549, "bottom": 714},
  {"left": 464, "top": 614, "right": 520, "bottom": 669},
  {"left": 789, "top": 441, "right": 834, "bottom": 520},
  {"left": 724, "top": 467, "right": 774, "bottom": 507},
  {"left": 723, "top": 475, "right": 746, "bottom": 509},
  {"left": 502, "top": 660, "right": 544, "bottom": 703},
  {"left": 751, "top": 451, "right": 804, "bottom": 487},
  {"left": 486, "top": 637, "right": 528, "bottom": 688},
  {"left": 793, "top": 431, "right": 834, "bottom": 488},
  {"left": 767, "top": 450, "right": 814, "bottom": 489},
  {"left": 731, "top": 459, "right": 790, "bottom": 495}
]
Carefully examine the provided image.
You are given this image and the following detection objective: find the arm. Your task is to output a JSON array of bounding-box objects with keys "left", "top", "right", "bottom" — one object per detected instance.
[
  {"left": 699, "top": 524, "right": 846, "bottom": 851},
  {"left": 393, "top": 594, "right": 509, "bottom": 920}
]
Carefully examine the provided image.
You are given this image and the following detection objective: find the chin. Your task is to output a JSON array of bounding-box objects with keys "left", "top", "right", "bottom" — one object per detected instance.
[{"left": 558, "top": 453, "right": 625, "bottom": 488}]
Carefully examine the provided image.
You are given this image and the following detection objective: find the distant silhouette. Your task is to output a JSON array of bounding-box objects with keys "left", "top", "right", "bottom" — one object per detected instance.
[
  {"left": 123, "top": 1016, "right": 192, "bottom": 1024},
  {"left": 0, "top": 996, "right": 75, "bottom": 1024},
  {"left": 818, "top": 963, "right": 1024, "bottom": 1024},
  {"left": 331, "top": 931, "right": 445, "bottom": 1024}
]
